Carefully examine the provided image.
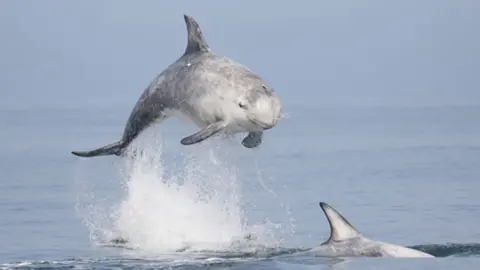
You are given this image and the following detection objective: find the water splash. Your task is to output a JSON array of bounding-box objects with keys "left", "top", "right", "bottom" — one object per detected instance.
[
  {"left": 112, "top": 142, "right": 246, "bottom": 252},
  {"left": 74, "top": 131, "right": 279, "bottom": 255}
]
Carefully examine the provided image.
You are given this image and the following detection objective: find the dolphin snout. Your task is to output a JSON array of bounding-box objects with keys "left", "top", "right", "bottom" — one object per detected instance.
[
  {"left": 264, "top": 117, "right": 280, "bottom": 130},
  {"left": 263, "top": 123, "right": 274, "bottom": 130},
  {"left": 248, "top": 116, "right": 278, "bottom": 130}
]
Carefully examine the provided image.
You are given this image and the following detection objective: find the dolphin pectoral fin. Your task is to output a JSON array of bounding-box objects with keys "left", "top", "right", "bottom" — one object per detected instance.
[
  {"left": 180, "top": 122, "right": 226, "bottom": 145},
  {"left": 71, "top": 140, "right": 128, "bottom": 158},
  {"left": 241, "top": 132, "right": 263, "bottom": 148}
]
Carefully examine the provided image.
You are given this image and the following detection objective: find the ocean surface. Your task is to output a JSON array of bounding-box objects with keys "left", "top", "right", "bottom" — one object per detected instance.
[{"left": 1, "top": 105, "right": 479, "bottom": 269}]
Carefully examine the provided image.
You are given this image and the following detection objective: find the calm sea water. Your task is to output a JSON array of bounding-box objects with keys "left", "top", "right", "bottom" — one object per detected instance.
[{"left": 0, "top": 105, "right": 479, "bottom": 269}]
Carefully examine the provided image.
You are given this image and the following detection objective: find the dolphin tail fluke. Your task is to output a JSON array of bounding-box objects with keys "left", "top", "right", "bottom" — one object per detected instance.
[{"left": 71, "top": 140, "right": 128, "bottom": 158}]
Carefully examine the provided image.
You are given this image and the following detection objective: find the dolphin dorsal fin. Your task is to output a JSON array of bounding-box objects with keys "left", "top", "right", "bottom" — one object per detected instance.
[
  {"left": 183, "top": 14, "right": 211, "bottom": 55},
  {"left": 319, "top": 202, "right": 362, "bottom": 243}
]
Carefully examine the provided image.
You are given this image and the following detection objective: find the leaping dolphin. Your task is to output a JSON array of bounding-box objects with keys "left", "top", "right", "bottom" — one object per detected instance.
[{"left": 71, "top": 14, "right": 282, "bottom": 158}]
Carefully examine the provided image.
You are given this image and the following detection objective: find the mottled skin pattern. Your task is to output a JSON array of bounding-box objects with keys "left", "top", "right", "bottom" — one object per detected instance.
[{"left": 71, "top": 14, "right": 282, "bottom": 158}]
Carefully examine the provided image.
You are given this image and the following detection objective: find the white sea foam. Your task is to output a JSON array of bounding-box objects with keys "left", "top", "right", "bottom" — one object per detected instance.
[{"left": 74, "top": 131, "right": 280, "bottom": 255}]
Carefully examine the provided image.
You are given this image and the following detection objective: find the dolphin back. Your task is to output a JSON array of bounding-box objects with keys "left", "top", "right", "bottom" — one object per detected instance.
[{"left": 379, "top": 243, "right": 435, "bottom": 258}]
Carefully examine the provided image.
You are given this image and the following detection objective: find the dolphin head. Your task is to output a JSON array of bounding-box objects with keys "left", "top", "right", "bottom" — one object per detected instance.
[{"left": 233, "top": 77, "right": 282, "bottom": 132}]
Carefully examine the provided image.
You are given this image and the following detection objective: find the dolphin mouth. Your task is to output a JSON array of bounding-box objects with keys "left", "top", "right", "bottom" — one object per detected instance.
[{"left": 248, "top": 117, "right": 276, "bottom": 130}]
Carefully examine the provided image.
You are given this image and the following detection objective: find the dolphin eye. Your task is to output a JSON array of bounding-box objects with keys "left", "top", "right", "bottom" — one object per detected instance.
[{"left": 238, "top": 102, "right": 247, "bottom": 109}]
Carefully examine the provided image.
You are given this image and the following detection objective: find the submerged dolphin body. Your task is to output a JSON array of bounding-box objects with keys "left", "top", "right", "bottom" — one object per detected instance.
[{"left": 313, "top": 202, "right": 434, "bottom": 258}]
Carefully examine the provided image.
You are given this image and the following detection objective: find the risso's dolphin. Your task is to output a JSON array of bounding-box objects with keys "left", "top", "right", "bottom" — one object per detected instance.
[
  {"left": 312, "top": 202, "right": 434, "bottom": 258},
  {"left": 72, "top": 14, "right": 282, "bottom": 158}
]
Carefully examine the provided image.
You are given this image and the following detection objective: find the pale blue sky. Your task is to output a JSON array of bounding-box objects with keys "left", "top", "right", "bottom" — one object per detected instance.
[{"left": 1, "top": 0, "right": 478, "bottom": 110}]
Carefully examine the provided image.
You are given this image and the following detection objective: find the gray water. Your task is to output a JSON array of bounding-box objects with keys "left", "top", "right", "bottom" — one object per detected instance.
[
  {"left": 1, "top": 105, "right": 479, "bottom": 269},
  {"left": 2, "top": 1, "right": 480, "bottom": 269}
]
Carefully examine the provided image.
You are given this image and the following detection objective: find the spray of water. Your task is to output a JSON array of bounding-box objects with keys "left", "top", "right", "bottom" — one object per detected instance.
[
  {"left": 112, "top": 140, "right": 247, "bottom": 252},
  {"left": 74, "top": 131, "right": 280, "bottom": 255}
]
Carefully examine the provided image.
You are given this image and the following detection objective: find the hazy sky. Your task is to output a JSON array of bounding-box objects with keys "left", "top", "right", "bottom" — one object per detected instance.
[{"left": 1, "top": 0, "right": 478, "bottom": 110}]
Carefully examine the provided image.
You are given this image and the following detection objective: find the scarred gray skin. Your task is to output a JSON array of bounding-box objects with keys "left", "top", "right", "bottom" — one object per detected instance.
[
  {"left": 71, "top": 14, "right": 282, "bottom": 158},
  {"left": 310, "top": 202, "right": 434, "bottom": 258}
]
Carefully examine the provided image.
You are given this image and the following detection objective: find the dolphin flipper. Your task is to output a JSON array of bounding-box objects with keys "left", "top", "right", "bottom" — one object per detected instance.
[
  {"left": 71, "top": 140, "right": 128, "bottom": 158},
  {"left": 180, "top": 121, "right": 226, "bottom": 145},
  {"left": 241, "top": 132, "right": 263, "bottom": 148}
]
